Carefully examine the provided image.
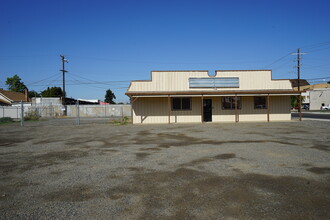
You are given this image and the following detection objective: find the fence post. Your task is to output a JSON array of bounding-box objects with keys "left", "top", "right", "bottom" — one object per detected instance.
[
  {"left": 20, "top": 101, "right": 24, "bottom": 127},
  {"left": 104, "top": 104, "right": 107, "bottom": 118},
  {"left": 121, "top": 105, "right": 124, "bottom": 123},
  {"left": 76, "top": 100, "right": 80, "bottom": 125}
]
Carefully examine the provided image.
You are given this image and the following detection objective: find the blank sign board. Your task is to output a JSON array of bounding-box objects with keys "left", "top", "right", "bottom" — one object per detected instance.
[{"left": 189, "top": 77, "right": 239, "bottom": 88}]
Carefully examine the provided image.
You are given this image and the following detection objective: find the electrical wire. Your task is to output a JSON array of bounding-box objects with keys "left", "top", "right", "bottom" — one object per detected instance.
[
  {"left": 263, "top": 52, "right": 294, "bottom": 68},
  {"left": 25, "top": 73, "right": 60, "bottom": 86},
  {"left": 304, "top": 47, "right": 330, "bottom": 53},
  {"left": 300, "top": 41, "right": 330, "bottom": 50}
]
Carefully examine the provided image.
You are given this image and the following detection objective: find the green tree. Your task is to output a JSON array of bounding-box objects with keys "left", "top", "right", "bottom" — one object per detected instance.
[
  {"left": 104, "top": 89, "right": 116, "bottom": 104},
  {"left": 28, "top": 90, "right": 41, "bottom": 98},
  {"left": 291, "top": 95, "right": 305, "bottom": 108},
  {"left": 6, "top": 74, "right": 27, "bottom": 92},
  {"left": 41, "top": 87, "right": 64, "bottom": 97}
]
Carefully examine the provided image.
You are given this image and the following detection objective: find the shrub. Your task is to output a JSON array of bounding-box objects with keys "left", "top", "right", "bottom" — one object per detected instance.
[
  {"left": 24, "top": 110, "right": 40, "bottom": 121},
  {"left": 0, "top": 117, "right": 13, "bottom": 124},
  {"left": 111, "top": 116, "right": 131, "bottom": 125}
]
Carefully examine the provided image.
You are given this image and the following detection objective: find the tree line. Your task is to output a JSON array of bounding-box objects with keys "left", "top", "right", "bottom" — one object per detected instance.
[{"left": 5, "top": 74, "right": 116, "bottom": 104}]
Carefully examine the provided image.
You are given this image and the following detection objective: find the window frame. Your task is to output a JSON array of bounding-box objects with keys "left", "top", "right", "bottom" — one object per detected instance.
[
  {"left": 171, "top": 97, "right": 192, "bottom": 111},
  {"left": 254, "top": 96, "right": 267, "bottom": 109},
  {"left": 221, "top": 96, "right": 241, "bottom": 110}
]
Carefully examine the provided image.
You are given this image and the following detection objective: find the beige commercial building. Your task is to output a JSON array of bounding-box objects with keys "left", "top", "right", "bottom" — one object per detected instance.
[{"left": 126, "top": 70, "right": 299, "bottom": 124}]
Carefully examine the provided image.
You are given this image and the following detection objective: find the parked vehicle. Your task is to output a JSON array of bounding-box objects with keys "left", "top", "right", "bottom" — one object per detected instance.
[
  {"left": 321, "top": 104, "right": 330, "bottom": 111},
  {"left": 302, "top": 104, "right": 309, "bottom": 110}
]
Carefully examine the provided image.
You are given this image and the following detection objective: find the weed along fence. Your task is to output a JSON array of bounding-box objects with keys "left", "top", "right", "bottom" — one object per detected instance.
[{"left": 0, "top": 104, "right": 132, "bottom": 126}]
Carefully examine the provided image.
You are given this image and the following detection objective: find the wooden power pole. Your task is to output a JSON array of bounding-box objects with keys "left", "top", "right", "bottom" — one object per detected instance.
[
  {"left": 60, "top": 55, "right": 68, "bottom": 115},
  {"left": 297, "top": 48, "right": 302, "bottom": 121}
]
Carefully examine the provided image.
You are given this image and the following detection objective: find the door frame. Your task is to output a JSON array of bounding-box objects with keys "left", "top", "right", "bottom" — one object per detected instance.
[{"left": 203, "top": 99, "right": 212, "bottom": 122}]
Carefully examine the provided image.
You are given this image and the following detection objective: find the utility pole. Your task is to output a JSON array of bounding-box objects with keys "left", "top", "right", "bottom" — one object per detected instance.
[
  {"left": 60, "top": 55, "right": 68, "bottom": 115},
  {"left": 297, "top": 48, "right": 301, "bottom": 91},
  {"left": 296, "top": 49, "right": 302, "bottom": 120}
]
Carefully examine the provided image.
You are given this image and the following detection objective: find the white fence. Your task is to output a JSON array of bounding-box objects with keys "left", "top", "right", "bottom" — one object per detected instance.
[
  {"left": 0, "top": 106, "right": 22, "bottom": 119},
  {"left": 67, "top": 104, "right": 131, "bottom": 118},
  {"left": 1, "top": 104, "right": 131, "bottom": 119}
]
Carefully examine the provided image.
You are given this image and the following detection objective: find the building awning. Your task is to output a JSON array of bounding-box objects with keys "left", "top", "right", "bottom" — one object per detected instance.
[{"left": 126, "top": 90, "right": 301, "bottom": 97}]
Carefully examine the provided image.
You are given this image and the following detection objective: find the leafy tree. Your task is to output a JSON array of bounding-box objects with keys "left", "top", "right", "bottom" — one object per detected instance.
[
  {"left": 290, "top": 95, "right": 305, "bottom": 108},
  {"left": 6, "top": 74, "right": 27, "bottom": 92},
  {"left": 28, "top": 90, "right": 41, "bottom": 98},
  {"left": 41, "top": 87, "right": 64, "bottom": 97},
  {"left": 104, "top": 89, "right": 116, "bottom": 104}
]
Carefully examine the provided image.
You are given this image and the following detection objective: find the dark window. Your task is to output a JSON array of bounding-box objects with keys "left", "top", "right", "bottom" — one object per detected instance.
[
  {"left": 222, "top": 97, "right": 241, "bottom": 110},
  {"left": 181, "top": 98, "right": 191, "bottom": 110},
  {"left": 172, "top": 98, "right": 181, "bottom": 110},
  {"left": 172, "top": 97, "right": 191, "bottom": 110},
  {"left": 254, "top": 97, "right": 267, "bottom": 109}
]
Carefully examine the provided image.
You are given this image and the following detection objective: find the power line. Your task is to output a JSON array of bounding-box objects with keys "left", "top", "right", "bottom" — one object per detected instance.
[
  {"left": 25, "top": 73, "right": 60, "bottom": 86},
  {"left": 300, "top": 41, "right": 330, "bottom": 50},
  {"left": 304, "top": 47, "right": 330, "bottom": 53},
  {"left": 37, "top": 75, "right": 62, "bottom": 92},
  {"left": 68, "top": 72, "right": 131, "bottom": 84},
  {"left": 66, "top": 55, "right": 273, "bottom": 65},
  {"left": 304, "top": 76, "right": 330, "bottom": 80},
  {"left": 66, "top": 74, "right": 129, "bottom": 90},
  {"left": 263, "top": 52, "right": 294, "bottom": 68}
]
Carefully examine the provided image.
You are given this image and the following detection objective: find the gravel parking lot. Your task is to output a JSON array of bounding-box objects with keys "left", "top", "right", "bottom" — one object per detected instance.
[{"left": 1, "top": 120, "right": 330, "bottom": 219}]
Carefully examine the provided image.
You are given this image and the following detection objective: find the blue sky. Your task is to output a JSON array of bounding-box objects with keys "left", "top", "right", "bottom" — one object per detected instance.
[{"left": 1, "top": 0, "right": 329, "bottom": 103}]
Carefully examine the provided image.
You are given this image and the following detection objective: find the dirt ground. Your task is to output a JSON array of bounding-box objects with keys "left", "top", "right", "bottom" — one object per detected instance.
[{"left": 1, "top": 120, "right": 330, "bottom": 219}]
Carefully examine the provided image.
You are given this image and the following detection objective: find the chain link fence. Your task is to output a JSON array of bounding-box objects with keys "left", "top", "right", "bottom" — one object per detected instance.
[{"left": 0, "top": 103, "right": 131, "bottom": 126}]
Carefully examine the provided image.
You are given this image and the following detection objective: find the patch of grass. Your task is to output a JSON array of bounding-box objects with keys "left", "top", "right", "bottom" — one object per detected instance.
[
  {"left": 0, "top": 117, "right": 14, "bottom": 124},
  {"left": 111, "top": 116, "right": 131, "bottom": 125}
]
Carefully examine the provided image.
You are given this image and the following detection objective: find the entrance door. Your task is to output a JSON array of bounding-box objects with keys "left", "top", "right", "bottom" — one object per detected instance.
[{"left": 203, "top": 99, "right": 212, "bottom": 122}]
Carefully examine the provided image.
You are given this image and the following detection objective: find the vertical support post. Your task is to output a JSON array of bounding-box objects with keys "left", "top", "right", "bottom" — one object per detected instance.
[
  {"left": 235, "top": 94, "right": 238, "bottom": 123},
  {"left": 20, "top": 101, "right": 24, "bottom": 127},
  {"left": 201, "top": 95, "right": 204, "bottom": 122},
  {"left": 168, "top": 95, "right": 170, "bottom": 124},
  {"left": 121, "top": 105, "right": 124, "bottom": 123},
  {"left": 131, "top": 97, "right": 138, "bottom": 124},
  {"left": 297, "top": 48, "right": 300, "bottom": 92},
  {"left": 131, "top": 97, "right": 134, "bottom": 124},
  {"left": 76, "top": 100, "right": 80, "bottom": 125},
  {"left": 299, "top": 94, "right": 302, "bottom": 121},
  {"left": 131, "top": 99, "right": 133, "bottom": 124},
  {"left": 267, "top": 94, "right": 270, "bottom": 122}
]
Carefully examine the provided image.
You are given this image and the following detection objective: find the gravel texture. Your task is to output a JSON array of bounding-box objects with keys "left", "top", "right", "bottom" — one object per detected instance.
[{"left": 1, "top": 120, "right": 330, "bottom": 219}]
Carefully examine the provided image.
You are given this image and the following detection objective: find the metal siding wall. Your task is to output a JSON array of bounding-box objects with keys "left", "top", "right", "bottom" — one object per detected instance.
[
  {"left": 170, "top": 97, "right": 201, "bottom": 123},
  {"left": 269, "top": 96, "right": 291, "bottom": 121},
  {"left": 129, "top": 71, "right": 292, "bottom": 92},
  {"left": 132, "top": 95, "right": 291, "bottom": 124},
  {"left": 133, "top": 97, "right": 168, "bottom": 124},
  {"left": 239, "top": 96, "right": 267, "bottom": 121}
]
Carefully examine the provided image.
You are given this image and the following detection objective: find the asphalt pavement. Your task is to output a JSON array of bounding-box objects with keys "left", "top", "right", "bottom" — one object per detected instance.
[{"left": 292, "top": 111, "right": 330, "bottom": 120}]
